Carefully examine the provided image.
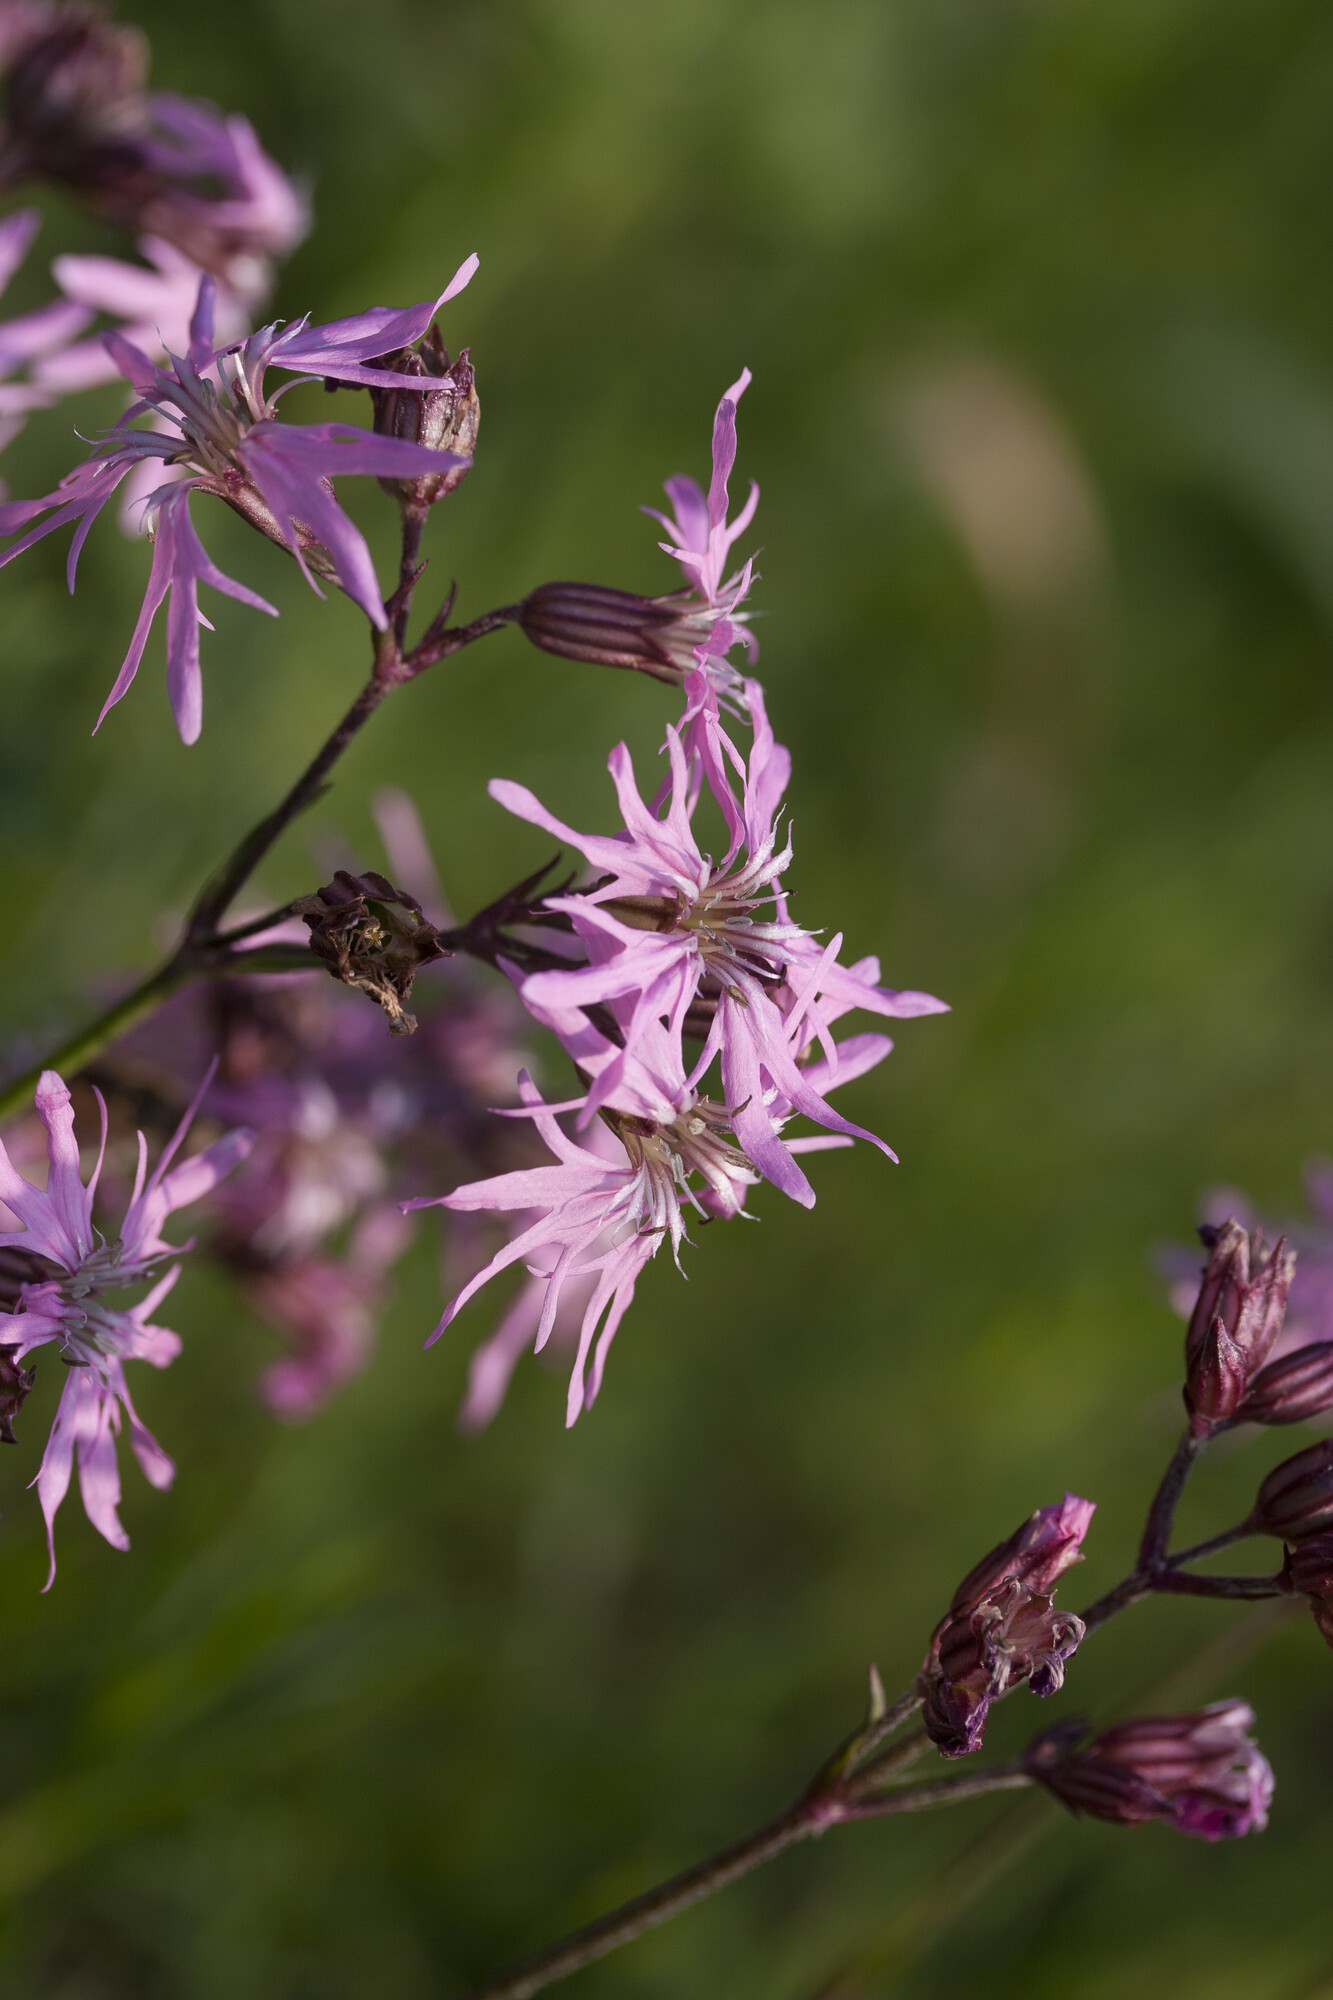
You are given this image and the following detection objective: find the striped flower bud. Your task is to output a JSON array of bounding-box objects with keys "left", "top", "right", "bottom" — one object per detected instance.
[
  {"left": 519, "top": 581, "right": 736, "bottom": 687},
  {"left": 1024, "top": 1702, "right": 1273, "bottom": 1840},
  {"left": 1236, "top": 1341, "right": 1333, "bottom": 1427},
  {"left": 1252, "top": 1438, "right": 1333, "bottom": 1540}
]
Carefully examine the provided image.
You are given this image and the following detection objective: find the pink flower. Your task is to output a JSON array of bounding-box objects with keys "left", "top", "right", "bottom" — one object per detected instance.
[
  {"left": 0, "top": 1069, "right": 252, "bottom": 1584},
  {"left": 644, "top": 370, "right": 759, "bottom": 698},
  {"left": 34, "top": 235, "right": 252, "bottom": 394},
  {"left": 137, "top": 97, "right": 309, "bottom": 298},
  {"left": 253, "top": 1205, "right": 413, "bottom": 1421},
  {"left": 0, "top": 207, "right": 91, "bottom": 459},
  {"left": 406, "top": 1070, "right": 758, "bottom": 1427},
  {"left": 0, "top": 260, "right": 478, "bottom": 741},
  {"left": 491, "top": 675, "right": 947, "bottom": 1206}
]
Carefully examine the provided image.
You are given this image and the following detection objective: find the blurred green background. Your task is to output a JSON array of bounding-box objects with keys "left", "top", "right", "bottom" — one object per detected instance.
[{"left": 5, "top": 0, "right": 1333, "bottom": 1993}]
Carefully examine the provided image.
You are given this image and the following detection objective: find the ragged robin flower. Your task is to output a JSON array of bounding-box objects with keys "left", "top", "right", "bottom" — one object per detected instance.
[{"left": 0, "top": 1068, "right": 251, "bottom": 1584}]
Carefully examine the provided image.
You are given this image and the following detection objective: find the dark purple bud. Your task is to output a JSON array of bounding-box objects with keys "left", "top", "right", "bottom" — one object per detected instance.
[
  {"left": 919, "top": 1493, "right": 1094, "bottom": 1758},
  {"left": 1185, "top": 1318, "right": 1248, "bottom": 1436},
  {"left": 367, "top": 325, "right": 476, "bottom": 511},
  {"left": 1283, "top": 1532, "right": 1333, "bottom": 1647},
  {"left": 1024, "top": 1701, "right": 1273, "bottom": 1840},
  {"left": 1183, "top": 1219, "right": 1294, "bottom": 1433},
  {"left": 1236, "top": 1342, "right": 1333, "bottom": 1426},
  {"left": 293, "top": 871, "right": 449, "bottom": 1036},
  {"left": 1252, "top": 1438, "right": 1333, "bottom": 1540},
  {"left": 519, "top": 581, "right": 730, "bottom": 687},
  {"left": 0, "top": 1343, "right": 35, "bottom": 1444}
]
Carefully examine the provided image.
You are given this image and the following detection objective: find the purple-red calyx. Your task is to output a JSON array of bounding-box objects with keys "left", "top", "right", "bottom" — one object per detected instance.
[
  {"left": 1024, "top": 1703, "right": 1274, "bottom": 1840},
  {"left": 918, "top": 1493, "right": 1094, "bottom": 1758},
  {"left": 0, "top": 258, "right": 479, "bottom": 741},
  {"left": 1182, "top": 1218, "right": 1294, "bottom": 1436},
  {"left": 0, "top": 1068, "right": 251, "bottom": 1584},
  {"left": 1250, "top": 1437, "right": 1333, "bottom": 1541}
]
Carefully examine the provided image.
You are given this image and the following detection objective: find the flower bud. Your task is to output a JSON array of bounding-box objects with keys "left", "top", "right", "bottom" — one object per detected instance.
[
  {"left": 1024, "top": 1702, "right": 1273, "bottom": 1840},
  {"left": 1283, "top": 1531, "right": 1333, "bottom": 1647},
  {"left": 1236, "top": 1341, "right": 1333, "bottom": 1426},
  {"left": 293, "top": 871, "right": 448, "bottom": 1036},
  {"left": 1182, "top": 1219, "right": 1295, "bottom": 1435},
  {"left": 1184, "top": 1317, "right": 1248, "bottom": 1434},
  {"left": 367, "top": 325, "right": 476, "bottom": 511},
  {"left": 919, "top": 1493, "right": 1094, "bottom": 1758},
  {"left": 1252, "top": 1438, "right": 1333, "bottom": 1540},
  {"left": 519, "top": 581, "right": 743, "bottom": 689}
]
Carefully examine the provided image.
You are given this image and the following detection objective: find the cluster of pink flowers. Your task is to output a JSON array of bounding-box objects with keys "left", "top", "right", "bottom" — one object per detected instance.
[{"left": 407, "top": 379, "right": 948, "bottom": 1424}]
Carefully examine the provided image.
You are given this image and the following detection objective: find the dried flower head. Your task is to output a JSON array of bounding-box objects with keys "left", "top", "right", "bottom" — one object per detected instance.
[
  {"left": 294, "top": 869, "right": 449, "bottom": 1036},
  {"left": 368, "top": 322, "right": 478, "bottom": 512}
]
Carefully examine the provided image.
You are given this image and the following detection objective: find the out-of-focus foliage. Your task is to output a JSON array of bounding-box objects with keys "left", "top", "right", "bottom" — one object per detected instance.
[{"left": 3, "top": 1, "right": 1333, "bottom": 1994}]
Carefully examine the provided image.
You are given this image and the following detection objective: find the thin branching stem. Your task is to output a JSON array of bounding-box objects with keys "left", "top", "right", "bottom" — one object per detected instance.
[
  {"left": 463, "top": 1767, "right": 1030, "bottom": 2000},
  {"left": 0, "top": 501, "right": 523, "bottom": 1119}
]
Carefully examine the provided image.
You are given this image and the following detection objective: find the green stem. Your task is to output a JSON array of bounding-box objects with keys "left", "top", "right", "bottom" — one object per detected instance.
[
  {"left": 0, "top": 942, "right": 317, "bottom": 1125},
  {"left": 0, "top": 960, "right": 188, "bottom": 1123},
  {"left": 0, "top": 582, "right": 518, "bottom": 1123},
  {"left": 464, "top": 1768, "right": 1029, "bottom": 2000}
]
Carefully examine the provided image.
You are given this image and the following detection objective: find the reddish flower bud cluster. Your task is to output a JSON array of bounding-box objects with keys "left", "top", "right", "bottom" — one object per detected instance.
[
  {"left": 1240, "top": 1437, "right": 1333, "bottom": 1650},
  {"left": 918, "top": 1493, "right": 1093, "bottom": 1758},
  {"left": 1024, "top": 1702, "right": 1273, "bottom": 1840},
  {"left": 1182, "top": 1219, "right": 1294, "bottom": 1436}
]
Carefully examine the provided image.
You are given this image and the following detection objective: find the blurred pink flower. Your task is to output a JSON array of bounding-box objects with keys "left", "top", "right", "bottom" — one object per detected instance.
[
  {"left": 0, "top": 206, "right": 90, "bottom": 461},
  {"left": 0, "top": 1069, "right": 252, "bottom": 1584}
]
